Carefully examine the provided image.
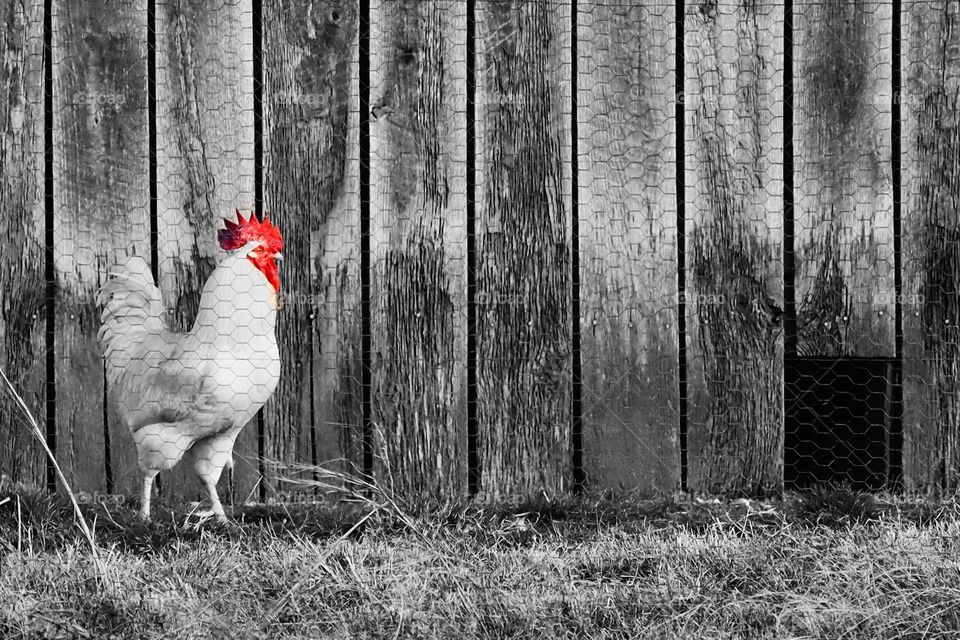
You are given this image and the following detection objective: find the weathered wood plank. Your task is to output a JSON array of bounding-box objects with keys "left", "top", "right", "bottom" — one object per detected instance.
[
  {"left": 369, "top": 0, "right": 466, "bottom": 497},
  {"left": 794, "top": 0, "right": 894, "bottom": 357},
  {"left": 685, "top": 0, "right": 785, "bottom": 495},
  {"left": 262, "top": 0, "right": 361, "bottom": 490},
  {"left": 53, "top": 0, "right": 150, "bottom": 493},
  {"left": 577, "top": 1, "right": 679, "bottom": 492},
  {"left": 903, "top": 0, "right": 960, "bottom": 493},
  {"left": 475, "top": 0, "right": 572, "bottom": 497},
  {"left": 154, "top": 0, "right": 256, "bottom": 504},
  {"left": 0, "top": 0, "right": 45, "bottom": 487}
]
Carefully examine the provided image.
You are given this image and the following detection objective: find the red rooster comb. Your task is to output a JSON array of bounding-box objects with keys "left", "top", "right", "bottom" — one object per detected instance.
[{"left": 218, "top": 210, "right": 284, "bottom": 254}]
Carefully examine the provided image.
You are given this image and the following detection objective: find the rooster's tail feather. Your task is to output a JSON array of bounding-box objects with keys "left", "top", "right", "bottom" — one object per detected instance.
[{"left": 97, "top": 256, "right": 167, "bottom": 383}]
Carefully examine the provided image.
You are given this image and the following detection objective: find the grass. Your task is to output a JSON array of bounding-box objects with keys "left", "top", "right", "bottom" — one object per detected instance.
[{"left": 1, "top": 480, "right": 960, "bottom": 639}]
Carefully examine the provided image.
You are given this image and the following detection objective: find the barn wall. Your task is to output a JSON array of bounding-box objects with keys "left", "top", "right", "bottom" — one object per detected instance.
[
  {"left": 369, "top": 0, "right": 467, "bottom": 497},
  {"left": 903, "top": 0, "right": 960, "bottom": 493},
  {"left": 52, "top": 0, "right": 150, "bottom": 494},
  {"left": 0, "top": 0, "right": 46, "bottom": 488},
  {"left": 684, "top": 0, "right": 785, "bottom": 495},
  {"left": 577, "top": 1, "right": 680, "bottom": 493},
  {"left": 471, "top": 0, "right": 575, "bottom": 498},
  {"left": 5, "top": 1, "right": 959, "bottom": 500},
  {"left": 262, "top": 0, "right": 361, "bottom": 496},
  {"left": 794, "top": 0, "right": 894, "bottom": 358}
]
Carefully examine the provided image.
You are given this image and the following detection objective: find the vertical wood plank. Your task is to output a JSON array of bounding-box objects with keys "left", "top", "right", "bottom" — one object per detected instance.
[
  {"left": 0, "top": 0, "right": 45, "bottom": 487},
  {"left": 263, "top": 0, "right": 361, "bottom": 490},
  {"left": 794, "top": 0, "right": 894, "bottom": 357},
  {"left": 475, "top": 0, "right": 572, "bottom": 497},
  {"left": 369, "top": 0, "right": 466, "bottom": 496},
  {"left": 577, "top": 1, "right": 679, "bottom": 492},
  {"left": 154, "top": 0, "right": 256, "bottom": 503},
  {"left": 53, "top": 0, "right": 150, "bottom": 493},
  {"left": 903, "top": 0, "right": 960, "bottom": 493},
  {"left": 685, "top": 0, "right": 785, "bottom": 495}
]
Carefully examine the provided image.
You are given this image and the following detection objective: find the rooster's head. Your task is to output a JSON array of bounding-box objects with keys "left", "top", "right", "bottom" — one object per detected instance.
[{"left": 218, "top": 210, "right": 284, "bottom": 293}]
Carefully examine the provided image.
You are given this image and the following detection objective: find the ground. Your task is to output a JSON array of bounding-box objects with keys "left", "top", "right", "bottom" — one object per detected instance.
[{"left": 1, "top": 481, "right": 959, "bottom": 639}]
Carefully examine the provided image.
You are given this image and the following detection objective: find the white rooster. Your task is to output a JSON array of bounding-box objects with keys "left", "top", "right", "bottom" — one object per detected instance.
[{"left": 97, "top": 211, "right": 283, "bottom": 521}]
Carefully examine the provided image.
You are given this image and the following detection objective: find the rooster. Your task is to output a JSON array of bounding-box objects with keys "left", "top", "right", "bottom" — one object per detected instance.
[{"left": 98, "top": 211, "right": 283, "bottom": 521}]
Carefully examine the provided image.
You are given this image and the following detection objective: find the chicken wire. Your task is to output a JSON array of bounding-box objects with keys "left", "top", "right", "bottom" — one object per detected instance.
[{"left": 3, "top": 0, "right": 960, "bottom": 508}]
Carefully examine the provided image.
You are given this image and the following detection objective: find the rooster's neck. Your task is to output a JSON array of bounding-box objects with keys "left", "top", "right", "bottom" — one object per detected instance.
[{"left": 193, "top": 256, "right": 278, "bottom": 339}]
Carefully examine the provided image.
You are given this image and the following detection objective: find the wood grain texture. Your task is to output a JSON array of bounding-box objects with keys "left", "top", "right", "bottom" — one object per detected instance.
[
  {"left": 154, "top": 0, "right": 256, "bottom": 503},
  {"left": 369, "top": 0, "right": 466, "bottom": 497},
  {"left": 902, "top": 0, "right": 960, "bottom": 493},
  {"left": 685, "top": 0, "right": 785, "bottom": 495},
  {"left": 0, "top": 0, "right": 45, "bottom": 486},
  {"left": 262, "top": 0, "right": 361, "bottom": 489},
  {"left": 577, "top": 0, "right": 679, "bottom": 492},
  {"left": 53, "top": 0, "right": 149, "bottom": 493},
  {"left": 794, "top": 0, "right": 894, "bottom": 357},
  {"left": 475, "top": 0, "right": 572, "bottom": 498}
]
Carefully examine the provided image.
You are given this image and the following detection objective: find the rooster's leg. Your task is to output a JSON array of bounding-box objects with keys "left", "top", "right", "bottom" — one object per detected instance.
[
  {"left": 140, "top": 469, "right": 159, "bottom": 520},
  {"left": 226, "top": 467, "right": 234, "bottom": 507},
  {"left": 187, "top": 480, "right": 227, "bottom": 524},
  {"left": 132, "top": 423, "right": 194, "bottom": 520},
  {"left": 204, "top": 480, "right": 226, "bottom": 520},
  {"left": 189, "top": 430, "right": 239, "bottom": 521}
]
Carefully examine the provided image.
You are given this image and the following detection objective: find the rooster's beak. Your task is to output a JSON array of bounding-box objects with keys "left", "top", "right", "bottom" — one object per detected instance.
[{"left": 273, "top": 253, "right": 283, "bottom": 261}]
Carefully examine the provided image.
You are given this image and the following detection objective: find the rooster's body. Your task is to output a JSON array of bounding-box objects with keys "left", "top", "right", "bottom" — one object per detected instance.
[{"left": 98, "top": 212, "right": 283, "bottom": 520}]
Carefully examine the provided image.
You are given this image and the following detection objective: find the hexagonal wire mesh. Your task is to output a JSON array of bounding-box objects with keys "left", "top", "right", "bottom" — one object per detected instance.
[
  {"left": 367, "top": 0, "right": 467, "bottom": 498},
  {"left": 4, "top": 0, "right": 960, "bottom": 511},
  {"left": 578, "top": 1, "right": 679, "bottom": 494},
  {"left": 0, "top": 0, "right": 46, "bottom": 491},
  {"left": 783, "top": 0, "right": 894, "bottom": 493}
]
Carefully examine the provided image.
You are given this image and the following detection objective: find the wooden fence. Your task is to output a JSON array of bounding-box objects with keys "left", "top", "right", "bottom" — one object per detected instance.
[{"left": 0, "top": 0, "right": 958, "bottom": 501}]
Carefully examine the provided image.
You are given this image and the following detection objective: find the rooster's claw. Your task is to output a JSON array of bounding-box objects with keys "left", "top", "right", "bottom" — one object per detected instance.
[{"left": 184, "top": 507, "right": 230, "bottom": 528}]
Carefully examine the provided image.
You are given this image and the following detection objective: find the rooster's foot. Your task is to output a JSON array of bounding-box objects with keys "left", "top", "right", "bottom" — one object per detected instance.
[{"left": 184, "top": 506, "right": 229, "bottom": 528}]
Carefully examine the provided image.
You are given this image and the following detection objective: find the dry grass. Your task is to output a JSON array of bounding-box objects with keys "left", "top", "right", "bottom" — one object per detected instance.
[
  {"left": 0, "top": 368, "right": 104, "bottom": 583},
  {"left": 1, "top": 477, "right": 960, "bottom": 639}
]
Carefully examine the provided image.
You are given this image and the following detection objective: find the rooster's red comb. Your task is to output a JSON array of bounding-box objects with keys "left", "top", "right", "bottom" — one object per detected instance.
[{"left": 218, "top": 209, "right": 283, "bottom": 253}]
